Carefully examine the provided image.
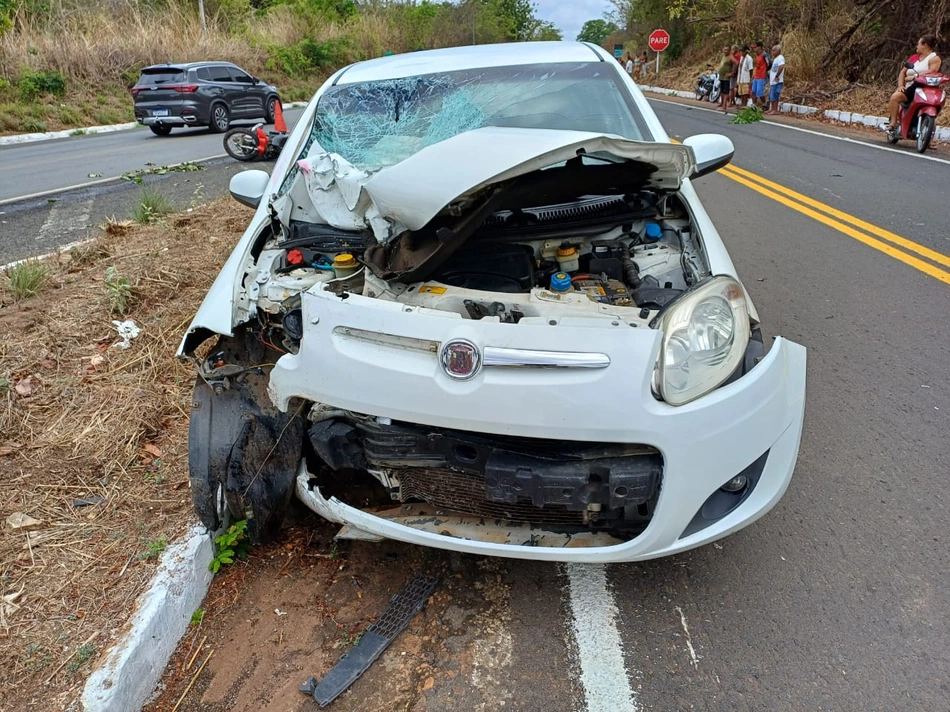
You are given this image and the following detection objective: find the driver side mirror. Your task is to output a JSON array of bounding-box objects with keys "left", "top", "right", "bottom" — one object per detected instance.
[
  {"left": 252, "top": 76, "right": 261, "bottom": 84},
  {"left": 683, "top": 134, "right": 735, "bottom": 179},
  {"left": 229, "top": 170, "right": 270, "bottom": 208}
]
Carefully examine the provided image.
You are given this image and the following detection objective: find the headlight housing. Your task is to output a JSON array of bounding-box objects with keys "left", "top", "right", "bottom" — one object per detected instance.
[{"left": 651, "top": 276, "right": 751, "bottom": 406}]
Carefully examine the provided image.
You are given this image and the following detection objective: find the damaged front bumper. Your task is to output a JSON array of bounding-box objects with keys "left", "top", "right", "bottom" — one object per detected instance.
[{"left": 288, "top": 338, "right": 805, "bottom": 562}]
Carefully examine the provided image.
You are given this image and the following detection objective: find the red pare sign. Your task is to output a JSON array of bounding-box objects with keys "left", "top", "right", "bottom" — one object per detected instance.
[{"left": 648, "top": 30, "right": 670, "bottom": 52}]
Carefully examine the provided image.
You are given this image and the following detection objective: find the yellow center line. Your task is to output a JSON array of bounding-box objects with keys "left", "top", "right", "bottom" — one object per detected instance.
[
  {"left": 721, "top": 164, "right": 950, "bottom": 270},
  {"left": 717, "top": 168, "right": 950, "bottom": 286}
]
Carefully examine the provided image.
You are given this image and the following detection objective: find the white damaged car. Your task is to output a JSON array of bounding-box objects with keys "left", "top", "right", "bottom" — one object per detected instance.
[{"left": 180, "top": 42, "right": 806, "bottom": 562}]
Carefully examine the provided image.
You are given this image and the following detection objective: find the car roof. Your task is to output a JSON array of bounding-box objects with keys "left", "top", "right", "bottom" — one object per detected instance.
[
  {"left": 141, "top": 61, "right": 240, "bottom": 72},
  {"left": 336, "top": 42, "right": 608, "bottom": 85}
]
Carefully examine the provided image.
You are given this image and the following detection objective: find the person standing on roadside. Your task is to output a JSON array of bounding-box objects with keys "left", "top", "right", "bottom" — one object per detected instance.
[
  {"left": 766, "top": 45, "right": 786, "bottom": 114},
  {"left": 623, "top": 51, "right": 634, "bottom": 76},
  {"left": 718, "top": 45, "right": 737, "bottom": 113},
  {"left": 729, "top": 45, "right": 741, "bottom": 105},
  {"left": 751, "top": 41, "right": 768, "bottom": 107},
  {"left": 641, "top": 51, "right": 650, "bottom": 78},
  {"left": 737, "top": 45, "right": 753, "bottom": 107},
  {"left": 633, "top": 51, "right": 642, "bottom": 79}
]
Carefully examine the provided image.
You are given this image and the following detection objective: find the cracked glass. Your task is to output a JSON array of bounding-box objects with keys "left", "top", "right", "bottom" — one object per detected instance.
[{"left": 307, "top": 62, "right": 648, "bottom": 170}]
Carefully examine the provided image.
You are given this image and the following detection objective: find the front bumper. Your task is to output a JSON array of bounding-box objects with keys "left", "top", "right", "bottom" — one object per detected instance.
[{"left": 280, "top": 289, "right": 806, "bottom": 562}]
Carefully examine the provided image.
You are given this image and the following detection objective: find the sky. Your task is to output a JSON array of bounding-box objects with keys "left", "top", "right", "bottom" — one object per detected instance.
[{"left": 533, "top": 0, "right": 615, "bottom": 42}]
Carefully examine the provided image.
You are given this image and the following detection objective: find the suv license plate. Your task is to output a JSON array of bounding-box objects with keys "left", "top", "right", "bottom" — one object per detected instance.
[{"left": 152, "top": 109, "right": 169, "bottom": 117}]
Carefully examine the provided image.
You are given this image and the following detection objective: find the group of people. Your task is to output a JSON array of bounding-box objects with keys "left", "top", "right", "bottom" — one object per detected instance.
[
  {"left": 712, "top": 42, "right": 785, "bottom": 114},
  {"left": 621, "top": 51, "right": 653, "bottom": 80}
]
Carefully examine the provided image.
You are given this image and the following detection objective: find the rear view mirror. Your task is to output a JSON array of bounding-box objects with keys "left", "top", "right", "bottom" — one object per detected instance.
[
  {"left": 905, "top": 61, "right": 915, "bottom": 69},
  {"left": 229, "top": 170, "right": 270, "bottom": 208},
  {"left": 683, "top": 134, "right": 735, "bottom": 179}
]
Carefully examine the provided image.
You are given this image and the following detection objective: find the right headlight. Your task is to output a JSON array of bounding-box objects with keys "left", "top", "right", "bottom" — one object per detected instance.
[{"left": 651, "top": 276, "right": 751, "bottom": 406}]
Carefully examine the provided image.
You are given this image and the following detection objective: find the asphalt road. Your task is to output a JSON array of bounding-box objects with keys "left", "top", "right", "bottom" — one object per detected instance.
[
  {"left": 0, "top": 108, "right": 303, "bottom": 203},
  {"left": 5, "top": 102, "right": 949, "bottom": 711}
]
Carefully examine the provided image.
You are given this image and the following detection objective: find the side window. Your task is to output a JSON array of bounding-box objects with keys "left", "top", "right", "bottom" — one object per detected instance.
[
  {"left": 196, "top": 68, "right": 212, "bottom": 82},
  {"left": 231, "top": 68, "right": 254, "bottom": 83},
  {"left": 209, "top": 66, "right": 232, "bottom": 83}
]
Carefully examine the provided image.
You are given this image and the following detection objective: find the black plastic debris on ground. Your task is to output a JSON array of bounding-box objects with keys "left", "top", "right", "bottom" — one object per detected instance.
[{"left": 300, "top": 573, "right": 439, "bottom": 708}]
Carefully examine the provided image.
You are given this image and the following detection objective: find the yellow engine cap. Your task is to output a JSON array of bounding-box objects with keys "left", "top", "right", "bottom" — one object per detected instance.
[{"left": 333, "top": 253, "right": 358, "bottom": 268}]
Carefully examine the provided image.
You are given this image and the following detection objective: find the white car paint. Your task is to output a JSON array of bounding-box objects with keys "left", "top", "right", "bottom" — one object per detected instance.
[{"left": 181, "top": 42, "right": 805, "bottom": 561}]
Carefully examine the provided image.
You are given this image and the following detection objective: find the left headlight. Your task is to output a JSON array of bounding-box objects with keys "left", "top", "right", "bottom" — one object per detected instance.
[{"left": 651, "top": 276, "right": 751, "bottom": 406}]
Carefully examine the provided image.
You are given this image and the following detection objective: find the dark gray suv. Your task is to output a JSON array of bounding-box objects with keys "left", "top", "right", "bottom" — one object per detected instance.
[{"left": 132, "top": 62, "right": 281, "bottom": 136}]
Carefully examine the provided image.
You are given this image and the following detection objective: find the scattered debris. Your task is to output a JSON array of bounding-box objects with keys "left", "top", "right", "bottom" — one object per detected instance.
[
  {"left": 275, "top": 608, "right": 288, "bottom": 616},
  {"left": 14, "top": 375, "right": 40, "bottom": 397},
  {"left": 111, "top": 319, "right": 141, "bottom": 349},
  {"left": 120, "top": 161, "right": 203, "bottom": 185},
  {"left": 72, "top": 496, "right": 105, "bottom": 508},
  {"left": 300, "top": 573, "right": 439, "bottom": 707},
  {"left": 6, "top": 512, "right": 44, "bottom": 530}
]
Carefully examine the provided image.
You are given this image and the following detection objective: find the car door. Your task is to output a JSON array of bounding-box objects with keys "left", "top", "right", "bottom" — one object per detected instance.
[
  {"left": 206, "top": 64, "right": 239, "bottom": 115},
  {"left": 230, "top": 65, "right": 264, "bottom": 118}
]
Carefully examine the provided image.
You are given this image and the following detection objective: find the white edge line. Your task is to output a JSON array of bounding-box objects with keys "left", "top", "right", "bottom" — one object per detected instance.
[
  {"left": 2, "top": 236, "right": 97, "bottom": 271},
  {"left": 0, "top": 153, "right": 228, "bottom": 207},
  {"left": 649, "top": 96, "right": 950, "bottom": 167},
  {"left": 564, "top": 563, "right": 639, "bottom": 712}
]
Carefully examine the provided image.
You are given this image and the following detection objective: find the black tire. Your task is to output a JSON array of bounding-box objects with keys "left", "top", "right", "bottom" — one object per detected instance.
[
  {"left": 916, "top": 114, "right": 935, "bottom": 153},
  {"left": 149, "top": 124, "right": 172, "bottom": 136},
  {"left": 709, "top": 85, "right": 721, "bottom": 103},
  {"left": 209, "top": 102, "right": 230, "bottom": 133},
  {"left": 886, "top": 130, "right": 900, "bottom": 145},
  {"left": 224, "top": 127, "right": 259, "bottom": 161},
  {"left": 264, "top": 95, "right": 278, "bottom": 124},
  {"left": 695, "top": 90, "right": 703, "bottom": 101}
]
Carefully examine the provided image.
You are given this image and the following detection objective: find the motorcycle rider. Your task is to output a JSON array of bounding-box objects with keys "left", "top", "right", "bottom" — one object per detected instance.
[{"left": 884, "top": 35, "right": 941, "bottom": 130}]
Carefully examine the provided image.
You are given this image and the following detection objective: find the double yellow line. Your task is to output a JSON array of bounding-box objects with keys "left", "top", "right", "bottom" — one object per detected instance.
[{"left": 716, "top": 164, "right": 950, "bottom": 286}]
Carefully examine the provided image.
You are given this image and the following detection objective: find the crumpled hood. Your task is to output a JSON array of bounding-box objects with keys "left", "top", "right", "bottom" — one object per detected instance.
[{"left": 298, "top": 126, "right": 696, "bottom": 242}]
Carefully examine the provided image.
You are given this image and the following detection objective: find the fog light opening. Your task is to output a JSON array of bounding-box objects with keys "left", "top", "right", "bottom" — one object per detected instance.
[{"left": 720, "top": 474, "right": 748, "bottom": 493}]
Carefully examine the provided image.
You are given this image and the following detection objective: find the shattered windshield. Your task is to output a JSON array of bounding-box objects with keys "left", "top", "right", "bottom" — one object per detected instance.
[{"left": 309, "top": 62, "right": 648, "bottom": 169}]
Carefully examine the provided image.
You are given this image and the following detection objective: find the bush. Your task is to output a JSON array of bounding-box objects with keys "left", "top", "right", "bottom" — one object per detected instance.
[
  {"left": 18, "top": 70, "right": 66, "bottom": 101},
  {"left": 267, "top": 36, "right": 353, "bottom": 78}
]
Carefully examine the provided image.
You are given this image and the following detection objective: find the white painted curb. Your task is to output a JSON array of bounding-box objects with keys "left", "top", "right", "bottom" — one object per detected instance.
[
  {"left": 639, "top": 84, "right": 950, "bottom": 141},
  {"left": 81, "top": 523, "right": 214, "bottom": 712},
  {"left": 0, "top": 101, "right": 309, "bottom": 147}
]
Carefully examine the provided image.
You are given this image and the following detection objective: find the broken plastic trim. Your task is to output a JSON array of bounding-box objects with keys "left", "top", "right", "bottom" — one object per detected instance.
[{"left": 300, "top": 574, "right": 439, "bottom": 707}]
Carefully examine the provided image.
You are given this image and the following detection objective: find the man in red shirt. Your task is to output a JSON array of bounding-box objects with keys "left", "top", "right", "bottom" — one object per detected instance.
[{"left": 751, "top": 41, "right": 768, "bottom": 108}]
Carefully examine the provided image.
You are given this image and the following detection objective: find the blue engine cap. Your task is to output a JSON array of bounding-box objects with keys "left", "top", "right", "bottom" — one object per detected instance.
[
  {"left": 644, "top": 222, "right": 663, "bottom": 241},
  {"left": 550, "top": 272, "right": 572, "bottom": 292}
]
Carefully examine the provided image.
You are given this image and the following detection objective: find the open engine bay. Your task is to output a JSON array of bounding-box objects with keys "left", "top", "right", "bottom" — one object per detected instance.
[{"left": 248, "top": 188, "right": 711, "bottom": 353}]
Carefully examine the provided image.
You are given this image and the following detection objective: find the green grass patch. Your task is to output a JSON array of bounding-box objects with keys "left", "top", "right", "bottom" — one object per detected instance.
[
  {"left": 731, "top": 105, "right": 765, "bottom": 124},
  {"left": 132, "top": 187, "right": 174, "bottom": 224},
  {"left": 4, "top": 259, "right": 50, "bottom": 300}
]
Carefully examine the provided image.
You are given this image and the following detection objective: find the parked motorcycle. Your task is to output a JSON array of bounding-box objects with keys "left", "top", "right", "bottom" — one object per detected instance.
[
  {"left": 883, "top": 70, "right": 949, "bottom": 153},
  {"left": 695, "top": 70, "right": 721, "bottom": 103},
  {"left": 223, "top": 123, "right": 289, "bottom": 162}
]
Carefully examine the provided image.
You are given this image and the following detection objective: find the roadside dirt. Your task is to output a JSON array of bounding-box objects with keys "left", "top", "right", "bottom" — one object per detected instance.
[
  {"left": 142, "top": 506, "right": 514, "bottom": 712},
  {"left": 0, "top": 198, "right": 250, "bottom": 711}
]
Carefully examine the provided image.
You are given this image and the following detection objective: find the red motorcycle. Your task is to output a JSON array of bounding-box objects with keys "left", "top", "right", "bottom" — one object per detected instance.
[
  {"left": 223, "top": 99, "right": 290, "bottom": 162},
  {"left": 884, "top": 71, "right": 949, "bottom": 153},
  {"left": 223, "top": 123, "right": 289, "bottom": 161}
]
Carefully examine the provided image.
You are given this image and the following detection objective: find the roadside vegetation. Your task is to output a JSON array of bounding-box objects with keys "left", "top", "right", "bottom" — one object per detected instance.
[
  {"left": 0, "top": 0, "right": 560, "bottom": 135},
  {"left": 0, "top": 196, "right": 253, "bottom": 708}
]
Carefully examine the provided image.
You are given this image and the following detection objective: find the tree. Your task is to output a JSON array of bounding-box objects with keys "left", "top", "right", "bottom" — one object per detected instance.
[
  {"left": 576, "top": 18, "right": 618, "bottom": 44},
  {"left": 530, "top": 20, "right": 562, "bottom": 41}
]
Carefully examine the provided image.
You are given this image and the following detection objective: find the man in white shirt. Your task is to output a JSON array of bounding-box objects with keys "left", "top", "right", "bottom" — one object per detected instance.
[
  {"left": 766, "top": 45, "right": 786, "bottom": 115},
  {"left": 737, "top": 45, "right": 753, "bottom": 107}
]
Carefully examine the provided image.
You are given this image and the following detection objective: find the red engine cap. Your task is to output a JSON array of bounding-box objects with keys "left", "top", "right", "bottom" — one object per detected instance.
[{"left": 287, "top": 249, "right": 304, "bottom": 265}]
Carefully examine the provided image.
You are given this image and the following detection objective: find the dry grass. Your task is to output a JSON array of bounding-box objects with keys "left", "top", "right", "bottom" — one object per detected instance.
[{"left": 0, "top": 198, "right": 252, "bottom": 709}]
